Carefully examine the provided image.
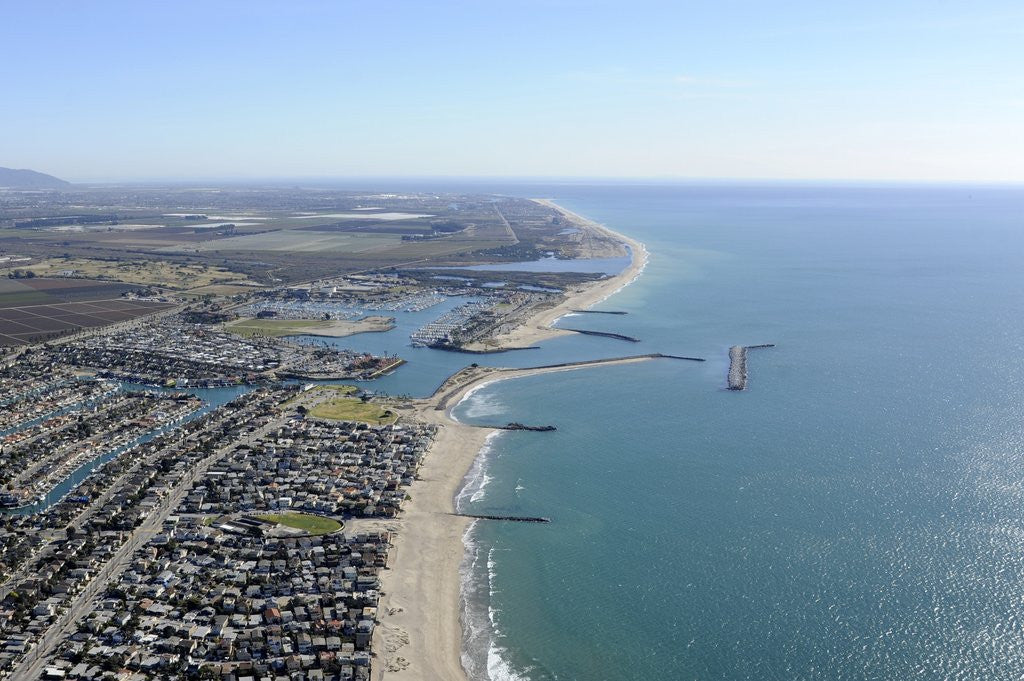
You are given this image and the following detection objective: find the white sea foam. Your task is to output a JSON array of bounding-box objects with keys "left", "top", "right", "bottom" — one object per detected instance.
[
  {"left": 454, "top": 430, "right": 502, "bottom": 512},
  {"left": 462, "top": 391, "right": 510, "bottom": 419},
  {"left": 487, "top": 643, "right": 531, "bottom": 681},
  {"left": 459, "top": 523, "right": 531, "bottom": 681},
  {"left": 551, "top": 240, "right": 648, "bottom": 325},
  {"left": 596, "top": 240, "right": 648, "bottom": 305},
  {"left": 449, "top": 379, "right": 499, "bottom": 424}
]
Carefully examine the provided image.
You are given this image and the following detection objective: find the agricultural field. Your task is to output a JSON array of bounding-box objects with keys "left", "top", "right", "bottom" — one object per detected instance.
[
  {"left": 164, "top": 230, "right": 402, "bottom": 254},
  {"left": 0, "top": 187, "right": 581, "bottom": 285},
  {"left": 0, "top": 290, "right": 174, "bottom": 347}
]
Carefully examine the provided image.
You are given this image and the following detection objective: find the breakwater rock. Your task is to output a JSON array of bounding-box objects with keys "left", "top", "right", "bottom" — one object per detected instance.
[
  {"left": 727, "top": 346, "right": 747, "bottom": 390},
  {"left": 456, "top": 513, "right": 550, "bottom": 523},
  {"left": 562, "top": 328, "right": 640, "bottom": 342},
  {"left": 501, "top": 422, "right": 556, "bottom": 431},
  {"left": 727, "top": 343, "right": 775, "bottom": 390}
]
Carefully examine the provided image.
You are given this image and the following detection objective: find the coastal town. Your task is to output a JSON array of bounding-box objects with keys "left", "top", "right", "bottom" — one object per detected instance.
[{"left": 0, "top": 187, "right": 647, "bottom": 681}]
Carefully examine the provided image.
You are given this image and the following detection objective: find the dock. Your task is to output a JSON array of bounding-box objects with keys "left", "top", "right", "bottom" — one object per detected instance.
[
  {"left": 727, "top": 343, "right": 775, "bottom": 390},
  {"left": 455, "top": 513, "right": 550, "bottom": 523}
]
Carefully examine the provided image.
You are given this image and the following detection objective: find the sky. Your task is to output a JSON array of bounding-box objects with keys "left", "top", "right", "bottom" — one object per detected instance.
[{"left": 1, "top": 0, "right": 1022, "bottom": 183}]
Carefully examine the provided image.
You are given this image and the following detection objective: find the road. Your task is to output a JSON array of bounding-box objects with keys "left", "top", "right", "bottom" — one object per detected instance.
[{"left": 8, "top": 401, "right": 283, "bottom": 681}]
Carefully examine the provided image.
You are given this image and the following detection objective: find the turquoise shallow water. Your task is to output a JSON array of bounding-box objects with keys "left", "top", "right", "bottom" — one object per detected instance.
[{"left": 445, "top": 183, "right": 1024, "bottom": 680}]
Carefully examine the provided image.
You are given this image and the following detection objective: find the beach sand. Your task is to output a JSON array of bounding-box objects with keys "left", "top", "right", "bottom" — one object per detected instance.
[
  {"left": 465, "top": 199, "right": 648, "bottom": 351},
  {"left": 373, "top": 199, "right": 647, "bottom": 680}
]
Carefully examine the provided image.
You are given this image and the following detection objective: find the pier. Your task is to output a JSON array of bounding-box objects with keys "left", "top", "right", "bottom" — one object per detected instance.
[
  {"left": 727, "top": 344, "right": 775, "bottom": 390},
  {"left": 562, "top": 328, "right": 641, "bottom": 342},
  {"left": 569, "top": 309, "right": 628, "bottom": 315},
  {"left": 454, "top": 513, "right": 550, "bottom": 523}
]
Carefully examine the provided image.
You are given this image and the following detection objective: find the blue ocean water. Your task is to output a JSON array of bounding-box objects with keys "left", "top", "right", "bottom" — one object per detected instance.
[
  {"left": 446, "top": 183, "right": 1024, "bottom": 680},
  {"left": 6, "top": 182, "right": 1021, "bottom": 678}
]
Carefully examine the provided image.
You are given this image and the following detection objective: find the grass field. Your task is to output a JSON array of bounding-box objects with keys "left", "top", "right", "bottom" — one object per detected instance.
[
  {"left": 318, "top": 384, "right": 359, "bottom": 394},
  {"left": 224, "top": 318, "right": 328, "bottom": 337},
  {"left": 283, "top": 384, "right": 358, "bottom": 407},
  {"left": 9, "top": 258, "right": 250, "bottom": 290},
  {"left": 255, "top": 513, "right": 341, "bottom": 535},
  {"left": 309, "top": 397, "right": 397, "bottom": 425}
]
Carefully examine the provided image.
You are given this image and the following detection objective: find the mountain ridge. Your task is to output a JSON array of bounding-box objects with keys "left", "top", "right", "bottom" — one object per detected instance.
[{"left": 0, "top": 167, "right": 71, "bottom": 189}]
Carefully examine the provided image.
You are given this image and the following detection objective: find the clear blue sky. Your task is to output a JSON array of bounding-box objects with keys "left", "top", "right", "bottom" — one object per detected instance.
[{"left": 2, "top": 1, "right": 1022, "bottom": 182}]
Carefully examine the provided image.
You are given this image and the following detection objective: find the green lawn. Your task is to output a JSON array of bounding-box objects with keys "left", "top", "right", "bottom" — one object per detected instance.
[
  {"left": 255, "top": 512, "right": 342, "bottom": 535},
  {"left": 309, "top": 397, "right": 397, "bottom": 425},
  {"left": 283, "top": 384, "right": 358, "bottom": 407},
  {"left": 224, "top": 318, "right": 327, "bottom": 337},
  {"left": 319, "top": 384, "right": 359, "bottom": 394}
]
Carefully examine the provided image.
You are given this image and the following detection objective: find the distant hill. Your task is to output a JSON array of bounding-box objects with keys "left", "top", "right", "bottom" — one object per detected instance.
[{"left": 0, "top": 167, "right": 71, "bottom": 189}]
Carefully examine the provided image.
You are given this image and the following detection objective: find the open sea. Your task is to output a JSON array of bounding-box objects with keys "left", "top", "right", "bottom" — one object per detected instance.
[
  {"left": 258, "top": 181, "right": 1024, "bottom": 680},
  {"left": 429, "top": 182, "right": 1024, "bottom": 681}
]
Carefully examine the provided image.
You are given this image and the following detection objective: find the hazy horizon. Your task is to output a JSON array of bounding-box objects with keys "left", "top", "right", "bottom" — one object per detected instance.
[{"left": 3, "top": 1, "right": 1023, "bottom": 183}]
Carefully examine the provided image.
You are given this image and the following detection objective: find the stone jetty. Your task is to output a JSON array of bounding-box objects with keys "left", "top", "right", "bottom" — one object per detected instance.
[
  {"left": 727, "top": 346, "right": 747, "bottom": 390},
  {"left": 499, "top": 422, "right": 556, "bottom": 431},
  {"left": 569, "top": 309, "right": 628, "bottom": 315},
  {"left": 727, "top": 343, "right": 775, "bottom": 390},
  {"left": 563, "top": 328, "right": 640, "bottom": 342},
  {"left": 456, "top": 513, "right": 551, "bottom": 523}
]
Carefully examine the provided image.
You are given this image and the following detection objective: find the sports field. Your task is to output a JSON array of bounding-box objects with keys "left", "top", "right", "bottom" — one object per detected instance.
[
  {"left": 309, "top": 396, "right": 398, "bottom": 425},
  {"left": 255, "top": 513, "right": 342, "bottom": 535}
]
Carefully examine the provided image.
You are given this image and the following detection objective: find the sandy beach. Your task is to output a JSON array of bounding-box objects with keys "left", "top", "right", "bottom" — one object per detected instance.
[
  {"left": 373, "top": 199, "right": 647, "bottom": 680},
  {"left": 466, "top": 199, "right": 648, "bottom": 351}
]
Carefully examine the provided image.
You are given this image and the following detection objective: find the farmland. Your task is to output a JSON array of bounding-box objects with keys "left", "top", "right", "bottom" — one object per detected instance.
[
  {"left": 0, "top": 278, "right": 177, "bottom": 346},
  {"left": 0, "top": 297, "right": 174, "bottom": 346},
  {"left": 0, "top": 187, "right": 581, "bottom": 286}
]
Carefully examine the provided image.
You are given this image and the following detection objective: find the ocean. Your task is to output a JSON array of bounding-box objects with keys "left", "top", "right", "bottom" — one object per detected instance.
[
  {"left": 306, "top": 181, "right": 1024, "bottom": 679},
  {"left": 11, "top": 181, "right": 1021, "bottom": 679},
  {"left": 437, "top": 182, "right": 1024, "bottom": 681}
]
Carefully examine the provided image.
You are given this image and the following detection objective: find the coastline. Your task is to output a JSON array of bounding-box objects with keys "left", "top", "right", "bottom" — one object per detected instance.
[
  {"left": 465, "top": 199, "right": 648, "bottom": 351},
  {"left": 374, "top": 199, "right": 647, "bottom": 680}
]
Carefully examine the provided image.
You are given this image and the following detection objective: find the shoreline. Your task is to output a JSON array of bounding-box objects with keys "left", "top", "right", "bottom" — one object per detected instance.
[
  {"left": 373, "top": 199, "right": 647, "bottom": 680},
  {"left": 465, "top": 199, "right": 648, "bottom": 351}
]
